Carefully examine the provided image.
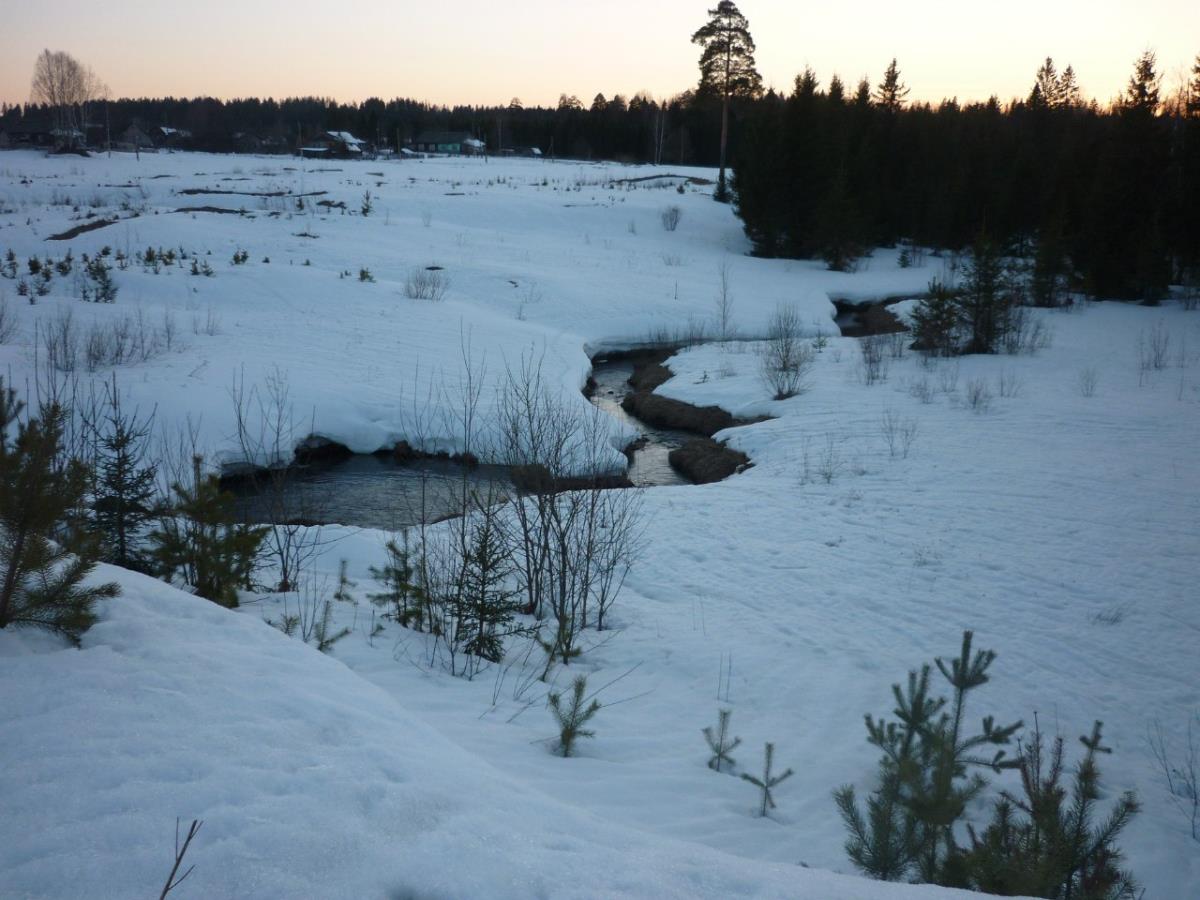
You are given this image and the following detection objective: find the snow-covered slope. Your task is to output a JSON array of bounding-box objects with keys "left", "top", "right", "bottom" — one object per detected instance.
[
  {"left": 1, "top": 571, "right": 990, "bottom": 900},
  {"left": 1, "top": 151, "right": 1197, "bottom": 898}
]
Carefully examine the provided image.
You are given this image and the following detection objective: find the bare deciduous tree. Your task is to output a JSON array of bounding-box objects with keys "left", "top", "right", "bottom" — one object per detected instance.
[{"left": 30, "top": 49, "right": 106, "bottom": 148}]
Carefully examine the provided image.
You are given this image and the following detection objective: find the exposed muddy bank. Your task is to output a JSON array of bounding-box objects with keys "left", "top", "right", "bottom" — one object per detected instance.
[{"left": 669, "top": 438, "right": 751, "bottom": 484}]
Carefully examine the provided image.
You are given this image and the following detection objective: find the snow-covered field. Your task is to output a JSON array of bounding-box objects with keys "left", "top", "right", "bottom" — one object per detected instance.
[{"left": 1, "top": 150, "right": 1198, "bottom": 898}]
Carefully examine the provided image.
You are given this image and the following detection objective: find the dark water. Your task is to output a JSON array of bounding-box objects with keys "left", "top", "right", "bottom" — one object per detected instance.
[
  {"left": 231, "top": 359, "right": 689, "bottom": 529},
  {"left": 229, "top": 456, "right": 511, "bottom": 531}
]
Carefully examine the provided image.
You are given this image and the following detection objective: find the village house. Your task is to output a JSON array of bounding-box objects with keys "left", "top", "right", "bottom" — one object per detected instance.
[
  {"left": 300, "top": 130, "right": 368, "bottom": 158},
  {"left": 412, "top": 131, "right": 486, "bottom": 155}
]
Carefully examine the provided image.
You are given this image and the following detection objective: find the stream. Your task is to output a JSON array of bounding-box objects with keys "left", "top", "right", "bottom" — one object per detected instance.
[{"left": 230, "top": 356, "right": 690, "bottom": 530}]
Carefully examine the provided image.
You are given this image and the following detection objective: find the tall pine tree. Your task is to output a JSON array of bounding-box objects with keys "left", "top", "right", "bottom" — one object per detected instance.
[{"left": 691, "top": 1, "right": 763, "bottom": 201}]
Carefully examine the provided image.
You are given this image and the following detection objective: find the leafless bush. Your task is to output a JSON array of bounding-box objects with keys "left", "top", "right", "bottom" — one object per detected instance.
[
  {"left": 1181, "top": 292, "right": 1198, "bottom": 312},
  {"left": 405, "top": 267, "right": 449, "bottom": 301},
  {"left": 887, "top": 332, "right": 907, "bottom": 360},
  {"left": 420, "top": 208, "right": 433, "bottom": 228},
  {"left": 497, "top": 355, "right": 644, "bottom": 678},
  {"left": 965, "top": 377, "right": 993, "bottom": 412},
  {"left": 817, "top": 433, "right": 843, "bottom": 483},
  {"left": 880, "top": 408, "right": 919, "bottom": 459},
  {"left": 714, "top": 260, "right": 735, "bottom": 340},
  {"left": 1077, "top": 366, "right": 1099, "bottom": 398},
  {"left": 1002, "top": 305, "right": 1051, "bottom": 355},
  {"left": 157, "top": 817, "right": 203, "bottom": 900},
  {"left": 939, "top": 363, "right": 960, "bottom": 394},
  {"left": 230, "top": 367, "right": 329, "bottom": 594},
  {"left": 161, "top": 308, "right": 181, "bottom": 352},
  {"left": 907, "top": 376, "right": 935, "bottom": 404},
  {"left": 857, "top": 334, "right": 888, "bottom": 385},
  {"left": 1138, "top": 321, "right": 1171, "bottom": 382},
  {"left": 0, "top": 293, "right": 17, "bottom": 343},
  {"left": 39, "top": 309, "right": 79, "bottom": 372},
  {"left": 660, "top": 205, "right": 682, "bottom": 232},
  {"left": 759, "top": 304, "right": 813, "bottom": 399},
  {"left": 662, "top": 253, "right": 683, "bottom": 267},
  {"left": 1148, "top": 714, "right": 1199, "bottom": 841},
  {"left": 191, "top": 307, "right": 221, "bottom": 336},
  {"left": 82, "top": 310, "right": 165, "bottom": 371},
  {"left": 995, "top": 369, "right": 1024, "bottom": 399}
]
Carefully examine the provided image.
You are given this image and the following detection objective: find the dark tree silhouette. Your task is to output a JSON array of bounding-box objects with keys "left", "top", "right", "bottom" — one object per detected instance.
[{"left": 692, "top": 1, "right": 763, "bottom": 200}]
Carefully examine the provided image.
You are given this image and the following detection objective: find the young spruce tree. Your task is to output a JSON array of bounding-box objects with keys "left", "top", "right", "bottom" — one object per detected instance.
[
  {"left": 0, "top": 380, "right": 118, "bottom": 643},
  {"left": 90, "top": 376, "right": 158, "bottom": 571},
  {"left": 149, "top": 457, "right": 266, "bottom": 608}
]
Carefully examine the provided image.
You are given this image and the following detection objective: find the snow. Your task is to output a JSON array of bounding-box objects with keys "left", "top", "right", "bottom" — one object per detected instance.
[
  {"left": 1, "top": 150, "right": 1198, "bottom": 898},
  {"left": 0, "top": 570, "right": 988, "bottom": 900}
]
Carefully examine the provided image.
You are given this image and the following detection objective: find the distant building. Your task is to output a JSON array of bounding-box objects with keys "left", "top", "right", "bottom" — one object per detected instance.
[
  {"left": 117, "top": 124, "right": 155, "bottom": 152},
  {"left": 300, "top": 130, "right": 368, "bottom": 158},
  {"left": 413, "top": 131, "right": 485, "bottom": 155},
  {"left": 155, "top": 126, "right": 193, "bottom": 150}
]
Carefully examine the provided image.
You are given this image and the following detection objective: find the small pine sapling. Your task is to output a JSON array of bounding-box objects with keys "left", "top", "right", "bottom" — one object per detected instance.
[
  {"left": 704, "top": 708, "right": 742, "bottom": 772},
  {"left": 834, "top": 630, "right": 1022, "bottom": 884},
  {"left": 959, "top": 718, "right": 1140, "bottom": 898},
  {"left": 332, "top": 559, "right": 357, "bottom": 605},
  {"left": 548, "top": 675, "right": 600, "bottom": 757},
  {"left": 313, "top": 598, "right": 350, "bottom": 653},
  {"left": 742, "top": 742, "right": 794, "bottom": 817}
]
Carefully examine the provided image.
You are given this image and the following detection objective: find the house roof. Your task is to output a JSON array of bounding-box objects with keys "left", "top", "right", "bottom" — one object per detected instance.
[{"left": 326, "top": 131, "right": 365, "bottom": 145}]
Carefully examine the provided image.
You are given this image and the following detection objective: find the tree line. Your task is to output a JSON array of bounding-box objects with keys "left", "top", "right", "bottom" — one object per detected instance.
[
  {"left": 1, "top": 91, "right": 729, "bottom": 165},
  {"left": 732, "top": 52, "right": 1200, "bottom": 301}
]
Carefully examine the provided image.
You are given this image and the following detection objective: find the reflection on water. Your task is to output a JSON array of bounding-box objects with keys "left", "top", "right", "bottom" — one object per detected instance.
[
  {"left": 231, "top": 358, "right": 691, "bottom": 530},
  {"left": 229, "top": 455, "right": 509, "bottom": 531},
  {"left": 587, "top": 359, "right": 691, "bottom": 488}
]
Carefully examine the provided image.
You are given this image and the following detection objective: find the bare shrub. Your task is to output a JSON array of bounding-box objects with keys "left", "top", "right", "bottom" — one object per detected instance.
[
  {"left": 995, "top": 369, "right": 1024, "bottom": 399},
  {"left": 939, "top": 363, "right": 960, "bottom": 395},
  {"left": 886, "top": 332, "right": 907, "bottom": 360},
  {"left": 759, "top": 304, "right": 813, "bottom": 399},
  {"left": 817, "top": 433, "right": 843, "bottom": 483},
  {"left": 1148, "top": 714, "right": 1199, "bottom": 842},
  {"left": 1002, "top": 305, "right": 1051, "bottom": 355},
  {"left": 965, "top": 377, "right": 993, "bottom": 412},
  {"left": 1137, "top": 321, "right": 1171, "bottom": 385},
  {"left": 0, "top": 293, "right": 17, "bottom": 343},
  {"left": 192, "top": 307, "right": 221, "bottom": 336},
  {"left": 81, "top": 310, "right": 165, "bottom": 372},
  {"left": 39, "top": 309, "right": 79, "bottom": 372},
  {"left": 1077, "top": 366, "right": 1099, "bottom": 398},
  {"left": 714, "top": 260, "right": 734, "bottom": 340},
  {"left": 858, "top": 334, "right": 888, "bottom": 385},
  {"left": 405, "top": 267, "right": 449, "bottom": 301},
  {"left": 660, "top": 205, "right": 682, "bottom": 232},
  {"left": 907, "top": 376, "right": 935, "bottom": 404},
  {"left": 497, "top": 355, "right": 645, "bottom": 678},
  {"left": 880, "top": 408, "right": 919, "bottom": 459},
  {"left": 230, "top": 368, "right": 330, "bottom": 594}
]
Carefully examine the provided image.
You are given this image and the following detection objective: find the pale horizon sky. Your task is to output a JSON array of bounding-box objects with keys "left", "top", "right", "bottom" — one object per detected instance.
[{"left": 3, "top": 1, "right": 1198, "bottom": 110}]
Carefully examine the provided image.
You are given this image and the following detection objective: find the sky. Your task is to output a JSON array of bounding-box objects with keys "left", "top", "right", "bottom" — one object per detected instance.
[{"left": 3, "top": 1, "right": 1198, "bottom": 110}]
